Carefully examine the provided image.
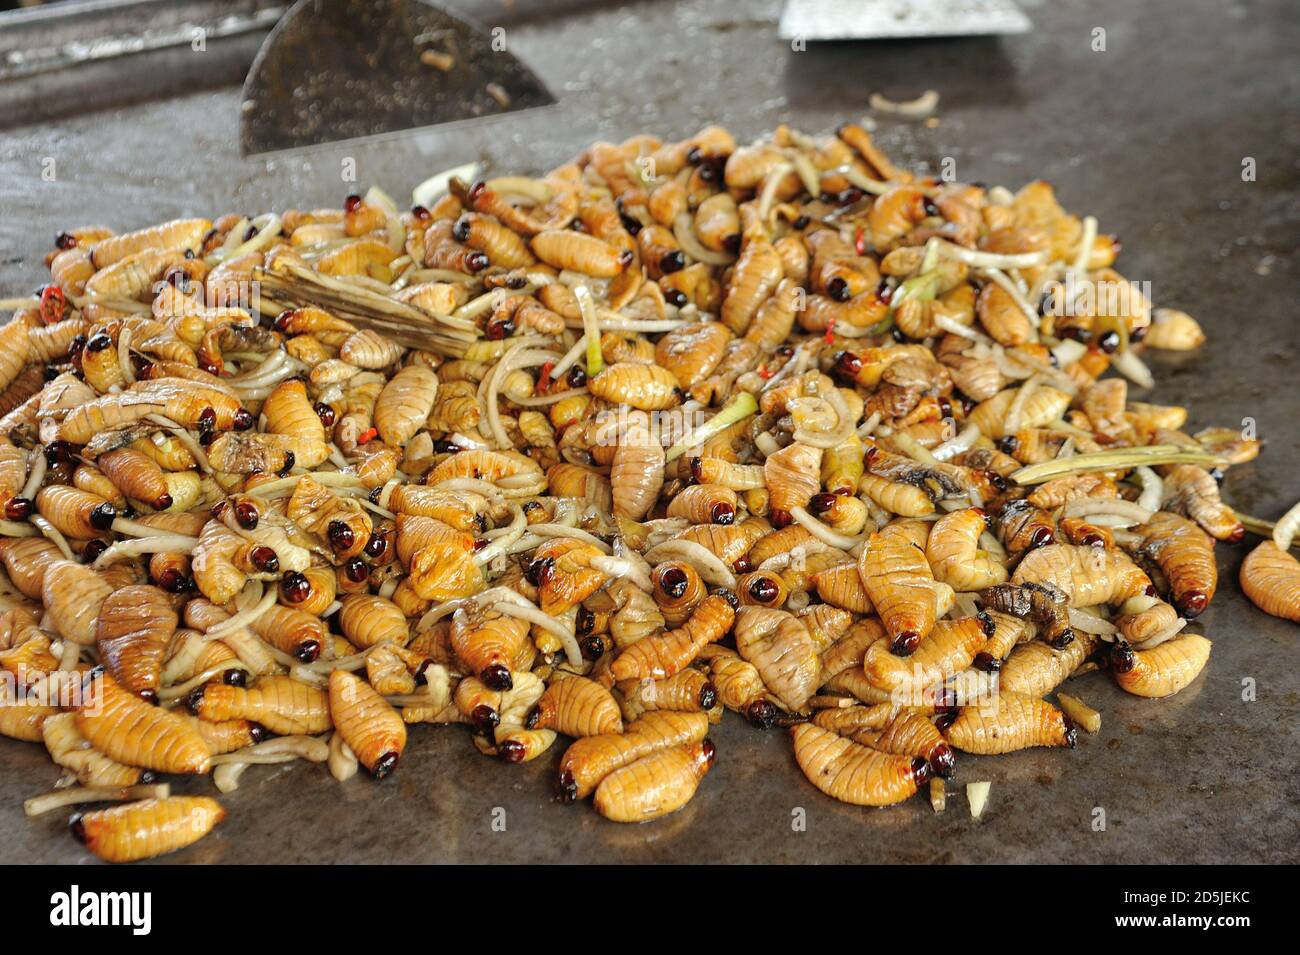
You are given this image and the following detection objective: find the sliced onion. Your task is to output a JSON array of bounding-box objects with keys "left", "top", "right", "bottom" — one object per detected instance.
[
  {"left": 1272, "top": 501, "right": 1300, "bottom": 553},
  {"left": 1068, "top": 607, "right": 1117, "bottom": 636},
  {"left": 643, "top": 540, "right": 737, "bottom": 589},
  {"left": 1111, "top": 348, "right": 1155, "bottom": 389},
  {"left": 1132, "top": 466, "right": 1163, "bottom": 514},
  {"left": 412, "top": 161, "right": 481, "bottom": 209}
]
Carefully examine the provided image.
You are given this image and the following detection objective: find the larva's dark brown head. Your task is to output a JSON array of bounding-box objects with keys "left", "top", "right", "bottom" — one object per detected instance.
[
  {"left": 250, "top": 546, "right": 280, "bottom": 575},
  {"left": 1177, "top": 591, "right": 1208, "bottom": 618},
  {"left": 523, "top": 706, "right": 541, "bottom": 731},
  {"left": 930, "top": 743, "right": 956, "bottom": 780},
  {"left": 153, "top": 493, "right": 174, "bottom": 512},
  {"left": 525, "top": 555, "right": 555, "bottom": 589},
  {"left": 715, "top": 587, "right": 740, "bottom": 611},
  {"left": 277, "top": 451, "right": 295, "bottom": 477},
  {"left": 809, "top": 492, "right": 837, "bottom": 515},
  {"left": 3, "top": 497, "right": 32, "bottom": 521},
  {"left": 89, "top": 503, "right": 118, "bottom": 531},
  {"left": 976, "top": 612, "right": 996, "bottom": 637},
  {"left": 80, "top": 539, "right": 108, "bottom": 564},
  {"left": 481, "top": 664, "right": 513, "bottom": 692},
  {"left": 327, "top": 520, "right": 355, "bottom": 553},
  {"left": 498, "top": 739, "right": 528, "bottom": 764},
  {"left": 138, "top": 688, "right": 159, "bottom": 706},
  {"left": 451, "top": 215, "right": 472, "bottom": 244},
  {"left": 1029, "top": 525, "right": 1055, "bottom": 549},
  {"left": 248, "top": 723, "right": 268, "bottom": 744},
  {"left": 826, "top": 275, "right": 851, "bottom": 302},
  {"left": 344, "top": 557, "right": 369, "bottom": 583},
  {"left": 579, "top": 634, "right": 605, "bottom": 661},
  {"left": 1047, "top": 628, "right": 1075, "bottom": 651},
  {"left": 556, "top": 769, "right": 578, "bottom": 804},
  {"left": 1062, "top": 718, "right": 1079, "bottom": 750},
  {"left": 233, "top": 500, "right": 259, "bottom": 529},
  {"left": 699, "top": 738, "right": 717, "bottom": 769},
  {"left": 890, "top": 630, "right": 921, "bottom": 656},
  {"left": 68, "top": 813, "right": 88, "bottom": 845},
  {"left": 155, "top": 567, "right": 187, "bottom": 594},
  {"left": 688, "top": 456, "right": 705, "bottom": 485},
  {"left": 769, "top": 509, "right": 792, "bottom": 530},
  {"left": 710, "top": 501, "right": 735, "bottom": 525},
  {"left": 371, "top": 751, "right": 400, "bottom": 779},
  {"left": 660, "top": 250, "right": 686, "bottom": 275},
  {"left": 294, "top": 640, "right": 322, "bottom": 664},
  {"left": 1109, "top": 641, "right": 1137, "bottom": 674},
  {"left": 471, "top": 704, "right": 501, "bottom": 736},
  {"left": 731, "top": 554, "right": 752, "bottom": 574},
  {"left": 911, "top": 756, "right": 933, "bottom": 785},
  {"left": 223, "top": 668, "right": 248, "bottom": 688},
  {"left": 698, "top": 681, "right": 718, "bottom": 712},
  {"left": 185, "top": 685, "right": 207, "bottom": 714},
  {"left": 748, "top": 575, "right": 781, "bottom": 606},
  {"left": 746, "top": 699, "right": 777, "bottom": 729},
  {"left": 656, "top": 565, "right": 689, "bottom": 600},
  {"left": 972, "top": 651, "right": 1001, "bottom": 673}
]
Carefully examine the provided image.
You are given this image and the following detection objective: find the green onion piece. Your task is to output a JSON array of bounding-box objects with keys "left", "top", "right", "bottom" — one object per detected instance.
[
  {"left": 1010, "top": 445, "right": 1227, "bottom": 485},
  {"left": 665, "top": 392, "right": 759, "bottom": 463},
  {"left": 574, "top": 285, "right": 604, "bottom": 377},
  {"left": 1235, "top": 511, "right": 1300, "bottom": 550}
]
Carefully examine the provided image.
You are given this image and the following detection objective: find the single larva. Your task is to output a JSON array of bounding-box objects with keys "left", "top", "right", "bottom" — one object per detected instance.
[
  {"left": 860, "top": 521, "right": 939, "bottom": 655},
  {"left": 943, "top": 692, "right": 1077, "bottom": 755},
  {"left": 94, "top": 584, "right": 178, "bottom": 702},
  {"left": 593, "top": 740, "right": 715, "bottom": 822},
  {"left": 189, "top": 675, "right": 332, "bottom": 736},
  {"left": 72, "top": 796, "right": 225, "bottom": 863},
  {"left": 610, "top": 592, "right": 736, "bottom": 683},
  {"left": 529, "top": 675, "right": 623, "bottom": 736},
  {"left": 791, "top": 722, "right": 930, "bottom": 807},
  {"left": 733, "top": 606, "right": 821, "bottom": 712},
  {"left": 328, "top": 669, "right": 406, "bottom": 778},
  {"left": 1239, "top": 541, "right": 1300, "bottom": 623},
  {"left": 1110, "top": 632, "right": 1212, "bottom": 698},
  {"left": 77, "top": 671, "right": 211, "bottom": 774}
]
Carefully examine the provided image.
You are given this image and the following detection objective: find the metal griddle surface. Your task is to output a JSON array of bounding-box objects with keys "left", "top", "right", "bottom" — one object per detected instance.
[{"left": 0, "top": 0, "right": 1296, "bottom": 864}]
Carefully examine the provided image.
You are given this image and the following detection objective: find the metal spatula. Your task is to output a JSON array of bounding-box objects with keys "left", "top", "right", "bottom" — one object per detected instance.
[
  {"left": 778, "top": 0, "right": 1032, "bottom": 41},
  {"left": 240, "top": 0, "right": 555, "bottom": 155}
]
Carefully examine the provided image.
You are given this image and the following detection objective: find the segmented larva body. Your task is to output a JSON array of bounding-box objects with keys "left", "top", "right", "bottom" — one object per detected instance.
[
  {"left": 859, "top": 522, "right": 939, "bottom": 655},
  {"left": 655, "top": 321, "right": 732, "bottom": 390},
  {"left": 926, "top": 508, "right": 1008, "bottom": 592},
  {"left": 451, "top": 610, "right": 529, "bottom": 690},
  {"left": 287, "top": 474, "right": 372, "bottom": 561},
  {"left": 77, "top": 672, "right": 211, "bottom": 774},
  {"left": 707, "top": 650, "right": 776, "bottom": 725},
  {"left": 862, "top": 615, "right": 991, "bottom": 694},
  {"left": 722, "top": 239, "right": 783, "bottom": 334},
  {"left": 943, "top": 692, "right": 1076, "bottom": 754},
  {"left": 610, "top": 592, "right": 736, "bottom": 682},
  {"left": 531, "top": 537, "right": 608, "bottom": 615},
  {"left": 529, "top": 675, "right": 624, "bottom": 736},
  {"left": 190, "top": 675, "right": 332, "bottom": 736},
  {"left": 850, "top": 713, "right": 955, "bottom": 779},
  {"left": 733, "top": 606, "right": 821, "bottom": 712},
  {"left": 1239, "top": 542, "right": 1300, "bottom": 623},
  {"left": 42, "top": 560, "right": 115, "bottom": 646},
  {"left": 339, "top": 594, "right": 410, "bottom": 648},
  {"left": 329, "top": 669, "right": 406, "bottom": 778},
  {"left": 87, "top": 217, "right": 211, "bottom": 270},
  {"left": 618, "top": 667, "right": 717, "bottom": 717},
  {"left": 593, "top": 740, "right": 715, "bottom": 822},
  {"left": 1012, "top": 543, "right": 1151, "bottom": 608},
  {"left": 791, "top": 722, "right": 929, "bottom": 807},
  {"left": 589, "top": 362, "right": 680, "bottom": 411},
  {"left": 249, "top": 604, "right": 326, "bottom": 663},
  {"left": 42, "top": 712, "right": 143, "bottom": 787},
  {"left": 35, "top": 485, "right": 117, "bottom": 540},
  {"left": 764, "top": 442, "right": 822, "bottom": 522},
  {"left": 72, "top": 796, "right": 225, "bottom": 863},
  {"left": 95, "top": 584, "right": 178, "bottom": 701},
  {"left": 611, "top": 412, "right": 666, "bottom": 520},
  {"left": 998, "top": 631, "right": 1098, "bottom": 697},
  {"left": 0, "top": 537, "right": 64, "bottom": 600},
  {"left": 375, "top": 363, "right": 439, "bottom": 447},
  {"left": 1161, "top": 465, "right": 1244, "bottom": 542},
  {"left": 557, "top": 710, "right": 710, "bottom": 802},
  {"left": 1111, "top": 632, "right": 1212, "bottom": 698}
]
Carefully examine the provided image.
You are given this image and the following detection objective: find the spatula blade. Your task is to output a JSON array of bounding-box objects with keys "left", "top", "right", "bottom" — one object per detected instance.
[
  {"left": 240, "top": 0, "right": 554, "bottom": 155},
  {"left": 779, "top": 0, "right": 1032, "bottom": 41}
]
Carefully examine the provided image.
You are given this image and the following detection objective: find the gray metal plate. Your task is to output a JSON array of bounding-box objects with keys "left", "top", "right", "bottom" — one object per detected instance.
[{"left": 0, "top": 0, "right": 1296, "bottom": 864}]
